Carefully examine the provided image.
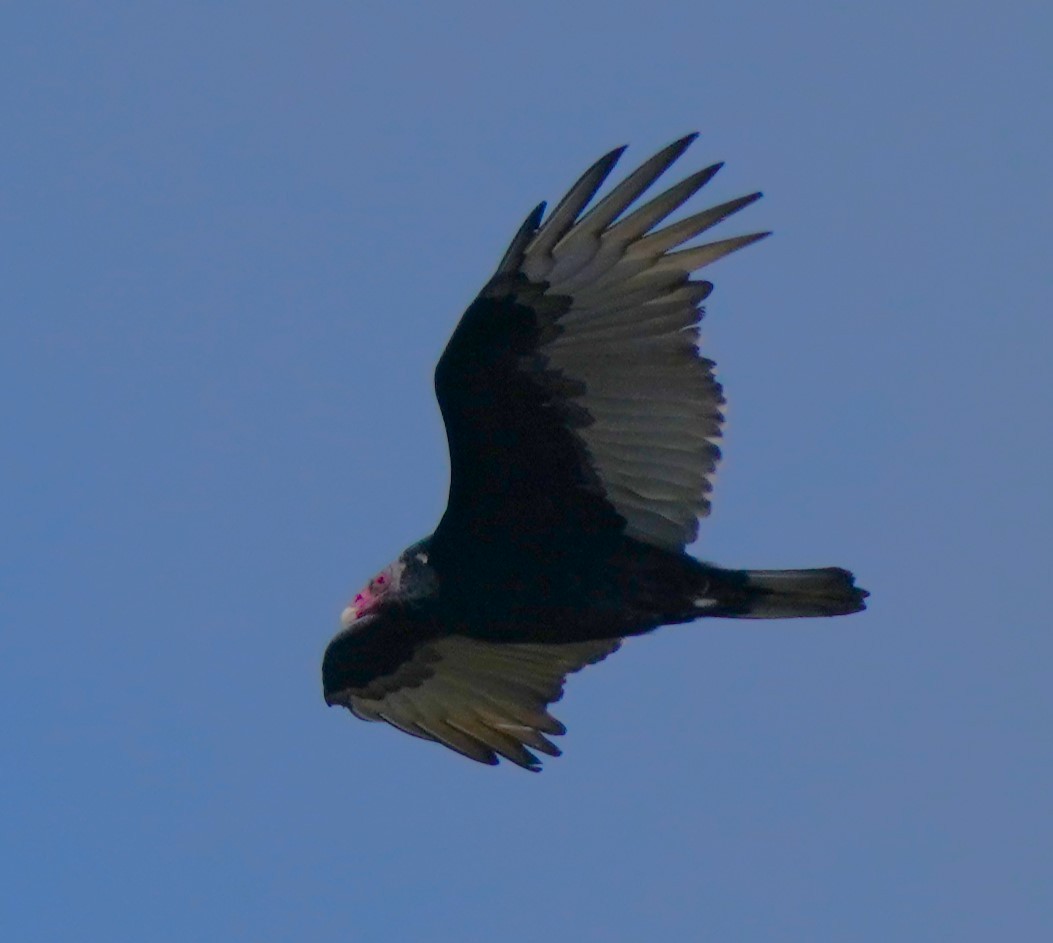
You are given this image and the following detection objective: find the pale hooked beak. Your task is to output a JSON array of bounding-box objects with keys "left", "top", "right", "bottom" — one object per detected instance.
[
  {"left": 341, "top": 578, "right": 386, "bottom": 630},
  {"left": 340, "top": 601, "right": 380, "bottom": 631}
]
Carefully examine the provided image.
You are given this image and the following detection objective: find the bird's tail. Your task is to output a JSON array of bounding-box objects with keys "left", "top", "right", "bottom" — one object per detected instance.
[{"left": 700, "top": 567, "right": 868, "bottom": 619}]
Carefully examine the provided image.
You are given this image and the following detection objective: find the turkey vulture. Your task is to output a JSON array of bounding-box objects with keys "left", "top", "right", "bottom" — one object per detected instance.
[{"left": 323, "top": 134, "right": 867, "bottom": 770}]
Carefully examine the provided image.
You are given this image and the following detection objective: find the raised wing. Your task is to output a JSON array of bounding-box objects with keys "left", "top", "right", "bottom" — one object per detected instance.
[
  {"left": 434, "top": 134, "right": 768, "bottom": 553},
  {"left": 324, "top": 620, "right": 619, "bottom": 771}
]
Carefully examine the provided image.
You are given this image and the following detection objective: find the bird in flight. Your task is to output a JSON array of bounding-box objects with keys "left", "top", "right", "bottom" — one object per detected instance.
[{"left": 323, "top": 134, "right": 867, "bottom": 770}]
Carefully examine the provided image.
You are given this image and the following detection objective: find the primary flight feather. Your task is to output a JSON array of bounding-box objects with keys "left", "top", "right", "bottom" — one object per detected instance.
[{"left": 322, "top": 134, "right": 867, "bottom": 770}]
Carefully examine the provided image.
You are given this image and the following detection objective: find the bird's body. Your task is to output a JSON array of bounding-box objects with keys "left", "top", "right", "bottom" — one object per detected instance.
[{"left": 323, "top": 135, "right": 867, "bottom": 770}]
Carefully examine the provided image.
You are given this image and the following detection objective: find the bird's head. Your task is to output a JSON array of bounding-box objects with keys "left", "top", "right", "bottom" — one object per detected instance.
[{"left": 340, "top": 541, "right": 437, "bottom": 629}]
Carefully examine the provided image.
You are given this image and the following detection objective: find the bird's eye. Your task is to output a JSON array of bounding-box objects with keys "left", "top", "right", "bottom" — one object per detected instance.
[{"left": 376, "top": 574, "right": 386, "bottom": 585}]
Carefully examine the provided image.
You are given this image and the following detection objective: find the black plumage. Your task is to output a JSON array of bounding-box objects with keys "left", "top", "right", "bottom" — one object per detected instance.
[{"left": 322, "top": 135, "right": 867, "bottom": 770}]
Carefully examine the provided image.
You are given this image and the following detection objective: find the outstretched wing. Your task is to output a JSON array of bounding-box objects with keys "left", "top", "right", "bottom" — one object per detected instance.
[
  {"left": 434, "top": 134, "right": 767, "bottom": 554},
  {"left": 323, "top": 618, "right": 619, "bottom": 771}
]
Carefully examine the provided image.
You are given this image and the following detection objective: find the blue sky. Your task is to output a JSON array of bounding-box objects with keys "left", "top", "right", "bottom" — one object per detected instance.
[{"left": 3, "top": 3, "right": 1050, "bottom": 940}]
